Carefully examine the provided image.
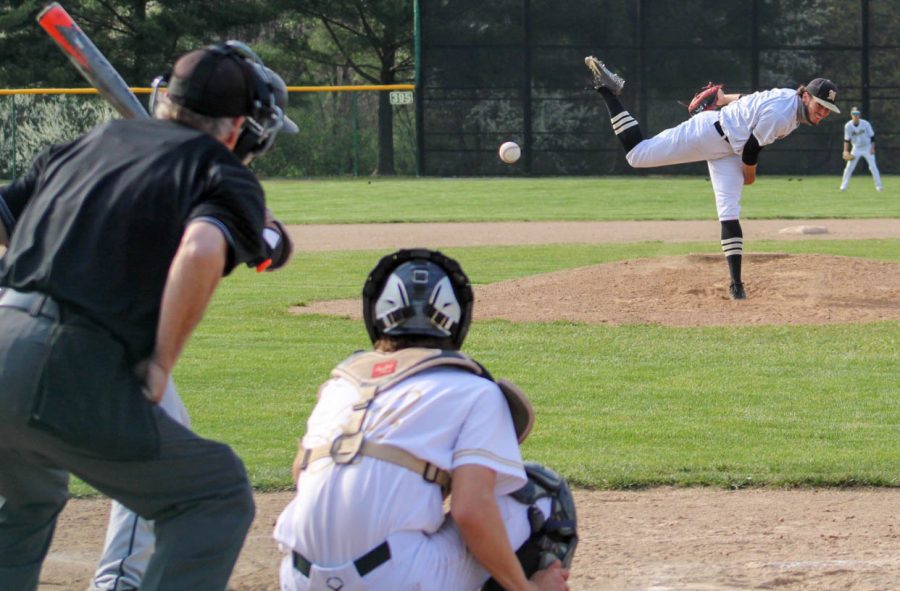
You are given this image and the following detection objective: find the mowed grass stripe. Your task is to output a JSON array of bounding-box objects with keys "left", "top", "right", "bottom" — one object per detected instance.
[{"left": 262, "top": 176, "right": 900, "bottom": 223}]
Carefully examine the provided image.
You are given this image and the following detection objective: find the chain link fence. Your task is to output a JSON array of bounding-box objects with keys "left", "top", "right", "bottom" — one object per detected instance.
[
  {"left": 417, "top": 0, "right": 900, "bottom": 176},
  {"left": 0, "top": 90, "right": 417, "bottom": 180}
]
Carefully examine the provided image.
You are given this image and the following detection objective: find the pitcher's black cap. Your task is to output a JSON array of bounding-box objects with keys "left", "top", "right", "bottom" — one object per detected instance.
[{"left": 806, "top": 78, "right": 840, "bottom": 113}]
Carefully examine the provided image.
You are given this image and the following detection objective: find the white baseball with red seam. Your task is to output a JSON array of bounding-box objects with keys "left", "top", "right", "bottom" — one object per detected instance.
[{"left": 498, "top": 141, "right": 521, "bottom": 164}]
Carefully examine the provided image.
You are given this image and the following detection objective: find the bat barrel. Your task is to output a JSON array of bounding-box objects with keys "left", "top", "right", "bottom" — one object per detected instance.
[{"left": 37, "top": 2, "right": 150, "bottom": 119}]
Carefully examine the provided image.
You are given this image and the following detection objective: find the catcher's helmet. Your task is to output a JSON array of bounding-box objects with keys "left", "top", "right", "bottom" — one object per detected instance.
[
  {"left": 150, "top": 41, "right": 296, "bottom": 160},
  {"left": 363, "top": 249, "right": 473, "bottom": 349}
]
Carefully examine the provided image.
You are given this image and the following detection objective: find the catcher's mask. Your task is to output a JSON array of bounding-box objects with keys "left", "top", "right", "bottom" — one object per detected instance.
[
  {"left": 149, "top": 41, "right": 296, "bottom": 160},
  {"left": 363, "top": 249, "right": 473, "bottom": 349}
]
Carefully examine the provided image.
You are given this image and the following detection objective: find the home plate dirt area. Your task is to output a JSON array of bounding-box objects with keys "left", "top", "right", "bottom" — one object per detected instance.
[{"left": 42, "top": 220, "right": 899, "bottom": 590}]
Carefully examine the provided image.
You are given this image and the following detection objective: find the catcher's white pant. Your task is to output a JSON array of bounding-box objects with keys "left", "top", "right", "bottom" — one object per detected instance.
[
  {"left": 840, "top": 150, "right": 883, "bottom": 190},
  {"left": 278, "top": 495, "right": 550, "bottom": 591},
  {"left": 626, "top": 110, "right": 744, "bottom": 221},
  {"left": 90, "top": 379, "right": 190, "bottom": 591}
]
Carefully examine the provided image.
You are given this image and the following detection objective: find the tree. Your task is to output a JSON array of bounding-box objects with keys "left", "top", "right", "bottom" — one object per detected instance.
[
  {"left": 0, "top": 0, "right": 284, "bottom": 88},
  {"left": 285, "top": 0, "right": 414, "bottom": 175}
]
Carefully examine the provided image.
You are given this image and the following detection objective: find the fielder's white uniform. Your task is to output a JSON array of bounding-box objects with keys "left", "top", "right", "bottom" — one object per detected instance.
[
  {"left": 840, "top": 118, "right": 883, "bottom": 191},
  {"left": 274, "top": 367, "right": 544, "bottom": 591},
  {"left": 90, "top": 379, "right": 190, "bottom": 591},
  {"left": 626, "top": 88, "right": 803, "bottom": 220}
]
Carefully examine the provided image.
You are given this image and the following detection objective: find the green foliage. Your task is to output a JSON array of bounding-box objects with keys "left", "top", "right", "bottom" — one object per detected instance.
[
  {"left": 0, "top": 94, "right": 117, "bottom": 178},
  {"left": 251, "top": 91, "right": 417, "bottom": 178}
]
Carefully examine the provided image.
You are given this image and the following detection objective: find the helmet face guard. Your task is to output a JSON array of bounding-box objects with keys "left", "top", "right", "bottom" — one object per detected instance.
[
  {"left": 363, "top": 249, "right": 473, "bottom": 349},
  {"left": 149, "top": 41, "right": 297, "bottom": 161}
]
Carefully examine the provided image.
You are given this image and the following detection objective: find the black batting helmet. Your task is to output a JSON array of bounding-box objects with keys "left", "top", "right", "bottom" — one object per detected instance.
[{"left": 150, "top": 40, "right": 296, "bottom": 160}]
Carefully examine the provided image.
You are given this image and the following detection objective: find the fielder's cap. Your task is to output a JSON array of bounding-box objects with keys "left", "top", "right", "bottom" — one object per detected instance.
[
  {"left": 168, "top": 48, "right": 253, "bottom": 117},
  {"left": 806, "top": 78, "right": 840, "bottom": 113},
  {"left": 851, "top": 106, "right": 861, "bottom": 115}
]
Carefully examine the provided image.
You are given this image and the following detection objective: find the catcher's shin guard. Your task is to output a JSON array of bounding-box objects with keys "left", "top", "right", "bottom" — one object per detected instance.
[{"left": 481, "top": 463, "right": 578, "bottom": 590}]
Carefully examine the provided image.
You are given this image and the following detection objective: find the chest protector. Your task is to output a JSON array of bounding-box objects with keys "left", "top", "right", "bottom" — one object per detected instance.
[{"left": 298, "top": 347, "right": 533, "bottom": 492}]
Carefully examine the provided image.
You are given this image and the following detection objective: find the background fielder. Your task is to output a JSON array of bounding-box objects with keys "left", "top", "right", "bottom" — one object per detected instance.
[{"left": 840, "top": 106, "right": 883, "bottom": 192}]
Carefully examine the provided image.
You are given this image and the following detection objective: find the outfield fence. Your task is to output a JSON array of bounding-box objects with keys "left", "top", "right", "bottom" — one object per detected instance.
[
  {"left": 0, "top": 85, "right": 417, "bottom": 179},
  {"left": 416, "top": 0, "right": 900, "bottom": 176}
]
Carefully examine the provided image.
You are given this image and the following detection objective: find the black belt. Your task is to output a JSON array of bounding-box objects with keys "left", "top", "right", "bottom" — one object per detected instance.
[
  {"left": 0, "top": 288, "right": 61, "bottom": 321},
  {"left": 293, "top": 541, "right": 391, "bottom": 578},
  {"left": 713, "top": 120, "right": 730, "bottom": 143}
]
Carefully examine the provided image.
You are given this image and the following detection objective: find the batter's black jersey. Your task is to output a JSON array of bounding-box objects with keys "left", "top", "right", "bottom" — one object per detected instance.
[{"left": 0, "top": 118, "right": 267, "bottom": 361}]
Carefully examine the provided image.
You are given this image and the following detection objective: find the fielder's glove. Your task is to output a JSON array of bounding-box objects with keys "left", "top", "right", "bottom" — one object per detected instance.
[
  {"left": 688, "top": 82, "right": 723, "bottom": 116},
  {"left": 842, "top": 151, "right": 854, "bottom": 161}
]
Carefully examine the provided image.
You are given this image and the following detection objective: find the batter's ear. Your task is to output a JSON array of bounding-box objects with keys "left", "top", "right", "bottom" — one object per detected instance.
[{"left": 222, "top": 116, "right": 246, "bottom": 151}]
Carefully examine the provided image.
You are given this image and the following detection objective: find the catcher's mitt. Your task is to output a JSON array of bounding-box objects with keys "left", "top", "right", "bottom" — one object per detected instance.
[
  {"left": 842, "top": 151, "right": 854, "bottom": 161},
  {"left": 687, "top": 82, "right": 723, "bottom": 116}
]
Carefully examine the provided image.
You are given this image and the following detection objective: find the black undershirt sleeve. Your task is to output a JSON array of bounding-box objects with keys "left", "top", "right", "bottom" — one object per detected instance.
[{"left": 742, "top": 134, "right": 764, "bottom": 165}]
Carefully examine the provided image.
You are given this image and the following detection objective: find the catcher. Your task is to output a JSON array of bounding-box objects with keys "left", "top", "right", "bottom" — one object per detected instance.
[
  {"left": 585, "top": 56, "right": 839, "bottom": 300},
  {"left": 274, "top": 248, "right": 577, "bottom": 591}
]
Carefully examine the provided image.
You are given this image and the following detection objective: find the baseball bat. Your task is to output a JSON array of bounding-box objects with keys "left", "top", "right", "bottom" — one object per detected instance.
[{"left": 37, "top": 2, "right": 149, "bottom": 119}]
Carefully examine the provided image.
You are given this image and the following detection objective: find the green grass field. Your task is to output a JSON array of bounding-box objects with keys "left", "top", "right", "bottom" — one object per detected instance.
[
  {"left": 262, "top": 175, "right": 900, "bottom": 223},
  {"left": 67, "top": 176, "right": 900, "bottom": 494}
]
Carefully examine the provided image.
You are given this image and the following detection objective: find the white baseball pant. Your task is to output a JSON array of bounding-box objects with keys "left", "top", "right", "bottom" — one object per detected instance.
[
  {"left": 625, "top": 110, "right": 745, "bottom": 221},
  {"left": 840, "top": 149, "right": 883, "bottom": 190},
  {"left": 278, "top": 496, "right": 550, "bottom": 591},
  {"left": 90, "top": 379, "right": 191, "bottom": 591}
]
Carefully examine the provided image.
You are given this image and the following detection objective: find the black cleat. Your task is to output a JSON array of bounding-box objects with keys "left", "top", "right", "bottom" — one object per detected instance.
[
  {"left": 729, "top": 282, "right": 747, "bottom": 300},
  {"left": 584, "top": 56, "right": 625, "bottom": 95}
]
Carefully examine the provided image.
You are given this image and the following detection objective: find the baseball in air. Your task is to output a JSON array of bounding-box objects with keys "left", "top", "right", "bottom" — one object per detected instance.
[{"left": 498, "top": 141, "right": 521, "bottom": 164}]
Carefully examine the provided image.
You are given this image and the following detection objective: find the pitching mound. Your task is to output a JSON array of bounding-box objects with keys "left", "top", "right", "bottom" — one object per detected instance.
[{"left": 291, "top": 253, "right": 900, "bottom": 327}]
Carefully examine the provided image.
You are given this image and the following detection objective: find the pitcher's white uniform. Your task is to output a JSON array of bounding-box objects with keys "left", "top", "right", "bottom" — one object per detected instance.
[
  {"left": 840, "top": 118, "right": 883, "bottom": 191},
  {"left": 274, "top": 367, "right": 542, "bottom": 591},
  {"left": 626, "top": 88, "right": 802, "bottom": 220}
]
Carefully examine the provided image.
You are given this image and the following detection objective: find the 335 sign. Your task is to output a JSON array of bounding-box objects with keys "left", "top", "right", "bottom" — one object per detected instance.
[{"left": 389, "top": 91, "right": 414, "bottom": 105}]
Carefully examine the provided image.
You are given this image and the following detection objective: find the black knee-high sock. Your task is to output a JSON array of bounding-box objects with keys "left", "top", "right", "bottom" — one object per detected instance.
[
  {"left": 720, "top": 220, "right": 743, "bottom": 284},
  {"left": 597, "top": 87, "right": 643, "bottom": 153}
]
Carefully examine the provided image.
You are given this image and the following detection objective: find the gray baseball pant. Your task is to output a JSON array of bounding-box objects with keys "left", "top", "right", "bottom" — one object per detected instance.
[{"left": 0, "top": 307, "right": 255, "bottom": 591}]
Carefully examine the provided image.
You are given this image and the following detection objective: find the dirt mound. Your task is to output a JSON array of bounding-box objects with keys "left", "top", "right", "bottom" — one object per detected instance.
[{"left": 292, "top": 253, "right": 900, "bottom": 327}]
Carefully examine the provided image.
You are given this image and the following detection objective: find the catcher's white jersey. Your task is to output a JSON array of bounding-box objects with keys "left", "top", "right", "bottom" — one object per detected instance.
[
  {"left": 274, "top": 367, "right": 529, "bottom": 590},
  {"left": 844, "top": 119, "right": 875, "bottom": 150},
  {"left": 718, "top": 88, "right": 801, "bottom": 153}
]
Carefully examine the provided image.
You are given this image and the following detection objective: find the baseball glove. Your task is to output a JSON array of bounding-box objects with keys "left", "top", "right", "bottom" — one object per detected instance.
[
  {"left": 687, "top": 82, "right": 723, "bottom": 116},
  {"left": 842, "top": 151, "right": 854, "bottom": 161}
]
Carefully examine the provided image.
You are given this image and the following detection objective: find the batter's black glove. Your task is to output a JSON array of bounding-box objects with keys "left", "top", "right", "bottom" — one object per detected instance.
[{"left": 687, "top": 82, "right": 723, "bottom": 116}]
